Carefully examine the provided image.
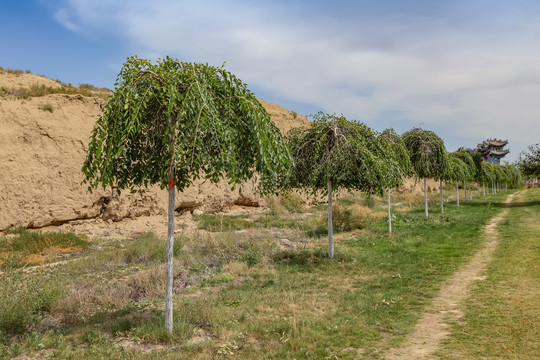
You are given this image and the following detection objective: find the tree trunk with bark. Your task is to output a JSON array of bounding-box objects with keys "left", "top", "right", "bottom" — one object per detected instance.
[
  {"left": 165, "top": 176, "right": 175, "bottom": 333},
  {"left": 456, "top": 181, "right": 460, "bottom": 206},
  {"left": 424, "top": 176, "right": 428, "bottom": 218},
  {"left": 388, "top": 189, "right": 392, "bottom": 235},
  {"left": 328, "top": 177, "right": 334, "bottom": 259},
  {"left": 440, "top": 178, "right": 444, "bottom": 213}
]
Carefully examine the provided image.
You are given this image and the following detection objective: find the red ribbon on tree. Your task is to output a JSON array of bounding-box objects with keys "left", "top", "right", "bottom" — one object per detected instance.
[{"left": 168, "top": 177, "right": 174, "bottom": 189}]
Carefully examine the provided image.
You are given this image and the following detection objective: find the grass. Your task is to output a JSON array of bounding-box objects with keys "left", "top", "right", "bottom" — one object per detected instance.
[
  {"left": 0, "top": 66, "right": 111, "bottom": 100},
  {"left": 40, "top": 103, "right": 54, "bottom": 112},
  {"left": 0, "top": 187, "right": 528, "bottom": 359},
  {"left": 436, "top": 188, "right": 540, "bottom": 359},
  {"left": 0, "top": 227, "right": 90, "bottom": 268}
]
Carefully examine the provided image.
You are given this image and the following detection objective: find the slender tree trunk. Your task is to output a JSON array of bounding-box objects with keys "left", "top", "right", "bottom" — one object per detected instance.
[
  {"left": 440, "top": 178, "right": 444, "bottom": 213},
  {"left": 388, "top": 189, "right": 392, "bottom": 235},
  {"left": 456, "top": 181, "right": 460, "bottom": 206},
  {"left": 468, "top": 182, "right": 472, "bottom": 200},
  {"left": 328, "top": 177, "right": 334, "bottom": 259},
  {"left": 424, "top": 176, "right": 428, "bottom": 218},
  {"left": 464, "top": 180, "right": 467, "bottom": 202},
  {"left": 165, "top": 176, "right": 175, "bottom": 333},
  {"left": 505, "top": 183, "right": 508, "bottom": 191},
  {"left": 478, "top": 183, "right": 481, "bottom": 198},
  {"left": 483, "top": 182, "right": 486, "bottom": 197}
]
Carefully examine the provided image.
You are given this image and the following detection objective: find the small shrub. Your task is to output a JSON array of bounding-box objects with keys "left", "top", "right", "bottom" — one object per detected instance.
[
  {"left": 239, "top": 243, "right": 262, "bottom": 267},
  {"left": 280, "top": 192, "right": 305, "bottom": 213},
  {"left": 265, "top": 193, "right": 304, "bottom": 214},
  {"left": 40, "top": 103, "right": 54, "bottom": 113},
  {"left": 306, "top": 224, "right": 328, "bottom": 238},
  {"left": 84, "top": 330, "right": 108, "bottom": 345},
  {"left": 331, "top": 205, "right": 367, "bottom": 233}
]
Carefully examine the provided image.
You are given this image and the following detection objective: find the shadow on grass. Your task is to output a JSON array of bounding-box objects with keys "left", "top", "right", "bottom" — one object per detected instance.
[{"left": 454, "top": 200, "right": 540, "bottom": 208}]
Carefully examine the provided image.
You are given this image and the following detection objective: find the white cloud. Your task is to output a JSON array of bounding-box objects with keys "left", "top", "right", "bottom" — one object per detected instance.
[{"left": 51, "top": 0, "right": 540, "bottom": 160}]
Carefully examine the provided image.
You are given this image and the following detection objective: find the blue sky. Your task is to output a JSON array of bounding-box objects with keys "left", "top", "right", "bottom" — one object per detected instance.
[{"left": 2, "top": 0, "right": 540, "bottom": 161}]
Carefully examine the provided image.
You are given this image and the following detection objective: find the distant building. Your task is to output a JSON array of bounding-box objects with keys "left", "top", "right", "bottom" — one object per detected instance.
[{"left": 477, "top": 139, "right": 509, "bottom": 165}]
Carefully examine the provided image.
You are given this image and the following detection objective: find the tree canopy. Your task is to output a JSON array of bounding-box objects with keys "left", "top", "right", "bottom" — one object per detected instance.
[
  {"left": 380, "top": 128, "right": 413, "bottom": 188},
  {"left": 287, "top": 113, "right": 396, "bottom": 257},
  {"left": 448, "top": 155, "right": 470, "bottom": 182},
  {"left": 286, "top": 112, "right": 394, "bottom": 196},
  {"left": 82, "top": 55, "right": 292, "bottom": 195},
  {"left": 401, "top": 128, "right": 449, "bottom": 179},
  {"left": 452, "top": 151, "right": 476, "bottom": 181},
  {"left": 82, "top": 55, "right": 293, "bottom": 333},
  {"left": 518, "top": 143, "right": 540, "bottom": 176}
]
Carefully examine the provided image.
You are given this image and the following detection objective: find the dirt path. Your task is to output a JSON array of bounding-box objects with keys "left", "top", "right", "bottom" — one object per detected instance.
[{"left": 384, "top": 193, "right": 517, "bottom": 360}]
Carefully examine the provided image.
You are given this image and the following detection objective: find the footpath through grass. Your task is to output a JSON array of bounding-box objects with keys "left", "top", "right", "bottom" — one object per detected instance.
[
  {"left": 436, "top": 188, "right": 540, "bottom": 359},
  {"left": 0, "top": 190, "right": 516, "bottom": 359}
]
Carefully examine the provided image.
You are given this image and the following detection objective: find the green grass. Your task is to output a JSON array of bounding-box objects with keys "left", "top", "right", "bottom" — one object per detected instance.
[
  {"left": 0, "top": 227, "right": 90, "bottom": 268},
  {"left": 195, "top": 214, "right": 256, "bottom": 232},
  {"left": 0, "top": 188, "right": 527, "bottom": 359},
  {"left": 40, "top": 103, "right": 54, "bottom": 112},
  {"left": 436, "top": 188, "right": 540, "bottom": 359}
]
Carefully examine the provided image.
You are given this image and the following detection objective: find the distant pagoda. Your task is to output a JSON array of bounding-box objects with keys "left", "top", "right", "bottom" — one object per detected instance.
[{"left": 477, "top": 138, "right": 509, "bottom": 165}]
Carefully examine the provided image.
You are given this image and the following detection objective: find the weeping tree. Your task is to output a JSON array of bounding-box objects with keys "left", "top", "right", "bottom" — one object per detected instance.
[
  {"left": 458, "top": 147, "right": 483, "bottom": 198},
  {"left": 479, "top": 161, "right": 493, "bottom": 196},
  {"left": 481, "top": 161, "right": 495, "bottom": 196},
  {"left": 380, "top": 129, "right": 413, "bottom": 234},
  {"left": 502, "top": 164, "right": 522, "bottom": 190},
  {"left": 448, "top": 155, "right": 469, "bottom": 206},
  {"left": 493, "top": 165, "right": 506, "bottom": 193},
  {"left": 402, "top": 128, "right": 449, "bottom": 218},
  {"left": 287, "top": 113, "right": 394, "bottom": 258},
  {"left": 82, "top": 56, "right": 292, "bottom": 333},
  {"left": 453, "top": 150, "right": 476, "bottom": 201}
]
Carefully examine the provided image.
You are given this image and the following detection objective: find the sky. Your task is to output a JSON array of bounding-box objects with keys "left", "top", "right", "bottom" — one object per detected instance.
[{"left": 2, "top": 0, "right": 540, "bottom": 161}]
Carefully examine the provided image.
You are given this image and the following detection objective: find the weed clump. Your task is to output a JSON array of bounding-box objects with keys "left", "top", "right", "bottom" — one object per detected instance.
[
  {"left": 0, "top": 273, "right": 63, "bottom": 335},
  {"left": 40, "top": 103, "right": 54, "bottom": 113},
  {"left": 0, "top": 228, "right": 90, "bottom": 268}
]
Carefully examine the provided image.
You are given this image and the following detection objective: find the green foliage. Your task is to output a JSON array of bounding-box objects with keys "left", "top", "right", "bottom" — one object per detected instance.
[
  {"left": 40, "top": 103, "right": 54, "bottom": 113},
  {"left": 448, "top": 155, "right": 469, "bottom": 182},
  {"left": 286, "top": 112, "right": 395, "bottom": 196},
  {"left": 331, "top": 205, "right": 367, "bottom": 232},
  {"left": 480, "top": 161, "right": 495, "bottom": 183},
  {"left": 123, "top": 232, "right": 182, "bottom": 263},
  {"left": 239, "top": 242, "right": 262, "bottom": 266},
  {"left": 518, "top": 142, "right": 540, "bottom": 176},
  {"left": 452, "top": 150, "right": 477, "bottom": 180},
  {"left": 402, "top": 127, "right": 449, "bottom": 180},
  {"left": 0, "top": 228, "right": 90, "bottom": 268},
  {"left": 380, "top": 128, "right": 414, "bottom": 188},
  {"left": 501, "top": 164, "right": 522, "bottom": 188},
  {"left": 0, "top": 273, "right": 63, "bottom": 334},
  {"left": 82, "top": 55, "right": 292, "bottom": 195}
]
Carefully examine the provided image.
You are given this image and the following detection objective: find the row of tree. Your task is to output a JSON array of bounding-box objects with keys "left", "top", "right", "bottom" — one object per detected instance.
[
  {"left": 287, "top": 116, "right": 522, "bottom": 248},
  {"left": 81, "top": 57, "right": 522, "bottom": 333}
]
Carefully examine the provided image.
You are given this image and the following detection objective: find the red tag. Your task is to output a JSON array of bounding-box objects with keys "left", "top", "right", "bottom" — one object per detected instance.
[{"left": 168, "top": 177, "right": 174, "bottom": 189}]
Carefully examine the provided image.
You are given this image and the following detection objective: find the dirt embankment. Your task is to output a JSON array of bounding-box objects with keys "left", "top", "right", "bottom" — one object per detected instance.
[{"left": 0, "top": 72, "right": 308, "bottom": 230}]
